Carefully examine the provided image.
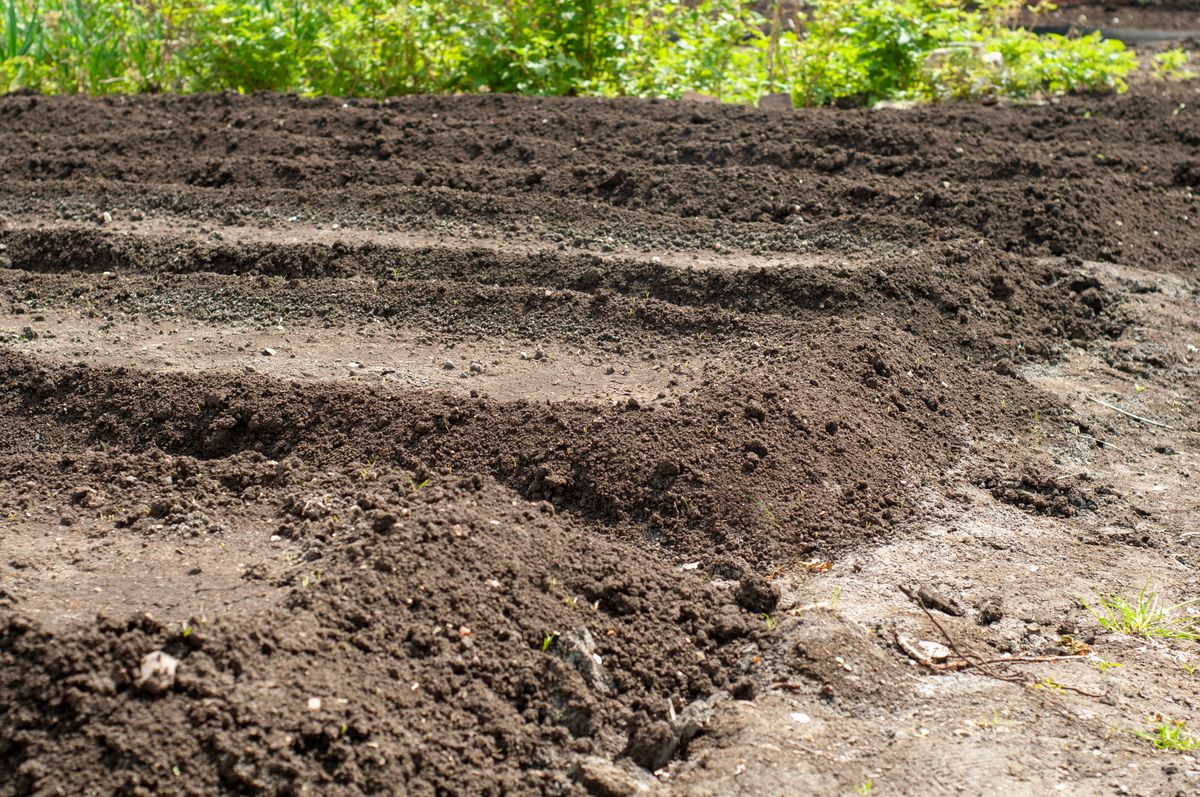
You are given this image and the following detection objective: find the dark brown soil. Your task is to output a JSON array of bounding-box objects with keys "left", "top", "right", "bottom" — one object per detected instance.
[
  {"left": 1, "top": 83, "right": 1197, "bottom": 270},
  {"left": 1, "top": 82, "right": 1198, "bottom": 796},
  {"left": 1022, "top": 2, "right": 1200, "bottom": 31}
]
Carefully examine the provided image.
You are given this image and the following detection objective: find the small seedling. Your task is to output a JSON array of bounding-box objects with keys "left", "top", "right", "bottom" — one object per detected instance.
[
  {"left": 1182, "top": 661, "right": 1198, "bottom": 676},
  {"left": 976, "top": 709, "right": 1012, "bottom": 731},
  {"left": 181, "top": 622, "right": 192, "bottom": 639},
  {"left": 1058, "top": 635, "right": 1091, "bottom": 656},
  {"left": 762, "top": 613, "right": 779, "bottom": 632},
  {"left": 1030, "top": 676, "right": 1064, "bottom": 692},
  {"left": 540, "top": 631, "right": 559, "bottom": 652},
  {"left": 1133, "top": 719, "right": 1200, "bottom": 751},
  {"left": 1081, "top": 582, "right": 1200, "bottom": 641},
  {"left": 832, "top": 585, "right": 842, "bottom": 609},
  {"left": 1093, "top": 658, "right": 1122, "bottom": 673},
  {"left": 752, "top": 496, "right": 779, "bottom": 527},
  {"left": 854, "top": 780, "right": 873, "bottom": 796}
]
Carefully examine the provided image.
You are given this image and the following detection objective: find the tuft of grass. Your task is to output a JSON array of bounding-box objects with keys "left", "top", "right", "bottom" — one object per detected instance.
[
  {"left": 1081, "top": 582, "right": 1200, "bottom": 641},
  {"left": 1133, "top": 719, "right": 1200, "bottom": 752}
]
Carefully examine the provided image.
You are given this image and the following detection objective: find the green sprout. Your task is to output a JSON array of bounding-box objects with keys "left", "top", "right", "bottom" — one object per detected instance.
[
  {"left": 1133, "top": 720, "right": 1200, "bottom": 752},
  {"left": 1081, "top": 582, "right": 1200, "bottom": 641}
]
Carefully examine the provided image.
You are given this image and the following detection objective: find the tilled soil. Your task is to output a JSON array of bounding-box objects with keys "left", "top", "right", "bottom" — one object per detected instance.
[{"left": 1, "top": 78, "right": 1199, "bottom": 796}]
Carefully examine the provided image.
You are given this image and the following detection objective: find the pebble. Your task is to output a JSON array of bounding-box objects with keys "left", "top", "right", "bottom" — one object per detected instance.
[
  {"left": 307, "top": 697, "right": 322, "bottom": 711},
  {"left": 441, "top": 359, "right": 455, "bottom": 370},
  {"left": 135, "top": 651, "right": 179, "bottom": 694},
  {"left": 261, "top": 347, "right": 276, "bottom": 357},
  {"left": 916, "top": 640, "right": 951, "bottom": 662}
]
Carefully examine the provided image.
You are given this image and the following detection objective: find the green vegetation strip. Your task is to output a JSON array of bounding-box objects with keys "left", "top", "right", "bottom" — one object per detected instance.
[{"left": 1, "top": 0, "right": 1151, "bottom": 105}]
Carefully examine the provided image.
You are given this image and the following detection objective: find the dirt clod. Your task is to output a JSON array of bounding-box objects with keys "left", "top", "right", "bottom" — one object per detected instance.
[{"left": 735, "top": 573, "right": 780, "bottom": 614}]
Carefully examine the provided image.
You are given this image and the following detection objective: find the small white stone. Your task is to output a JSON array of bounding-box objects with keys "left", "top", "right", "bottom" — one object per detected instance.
[
  {"left": 916, "top": 640, "right": 951, "bottom": 662},
  {"left": 307, "top": 697, "right": 322, "bottom": 711},
  {"left": 790, "top": 712, "right": 811, "bottom": 724},
  {"left": 136, "top": 650, "right": 179, "bottom": 694}
]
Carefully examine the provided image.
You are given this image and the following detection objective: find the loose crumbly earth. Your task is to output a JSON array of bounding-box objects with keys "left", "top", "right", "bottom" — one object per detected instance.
[{"left": 1, "top": 71, "right": 1199, "bottom": 796}]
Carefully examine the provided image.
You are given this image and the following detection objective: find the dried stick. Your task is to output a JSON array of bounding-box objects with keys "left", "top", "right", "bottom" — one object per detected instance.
[{"left": 1087, "top": 396, "right": 1175, "bottom": 430}]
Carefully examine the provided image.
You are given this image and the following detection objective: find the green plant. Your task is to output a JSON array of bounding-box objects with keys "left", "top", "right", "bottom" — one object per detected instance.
[
  {"left": 540, "top": 630, "right": 559, "bottom": 652},
  {"left": 0, "top": 0, "right": 1137, "bottom": 106},
  {"left": 854, "top": 779, "right": 873, "bottom": 796},
  {"left": 788, "top": 0, "right": 1135, "bottom": 106},
  {"left": 1133, "top": 719, "right": 1200, "bottom": 752},
  {"left": 762, "top": 613, "right": 779, "bottom": 631},
  {"left": 1082, "top": 582, "right": 1200, "bottom": 641},
  {"left": 1153, "top": 48, "right": 1196, "bottom": 82},
  {"left": 752, "top": 496, "right": 779, "bottom": 527},
  {"left": 1093, "top": 658, "right": 1122, "bottom": 673}
]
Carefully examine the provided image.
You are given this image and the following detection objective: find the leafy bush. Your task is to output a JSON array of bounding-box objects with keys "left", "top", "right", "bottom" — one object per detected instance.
[
  {"left": 790, "top": 0, "right": 1136, "bottom": 106},
  {"left": 0, "top": 0, "right": 1139, "bottom": 106}
]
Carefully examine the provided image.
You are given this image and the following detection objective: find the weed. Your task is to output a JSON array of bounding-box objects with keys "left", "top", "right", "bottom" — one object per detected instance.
[
  {"left": 1093, "top": 658, "right": 1122, "bottom": 673},
  {"left": 1081, "top": 582, "right": 1200, "bottom": 641},
  {"left": 540, "top": 630, "right": 559, "bottom": 652},
  {"left": 1153, "top": 49, "right": 1196, "bottom": 82},
  {"left": 762, "top": 613, "right": 779, "bottom": 632},
  {"left": 1030, "top": 676, "right": 1064, "bottom": 692},
  {"left": 1133, "top": 719, "right": 1200, "bottom": 752},
  {"left": 1058, "top": 635, "right": 1091, "bottom": 656},
  {"left": 752, "top": 496, "right": 779, "bottom": 527},
  {"left": 1182, "top": 661, "right": 1198, "bottom": 676},
  {"left": 181, "top": 621, "right": 192, "bottom": 639},
  {"left": 854, "top": 780, "right": 873, "bottom": 796},
  {"left": 975, "top": 708, "right": 1013, "bottom": 731}
]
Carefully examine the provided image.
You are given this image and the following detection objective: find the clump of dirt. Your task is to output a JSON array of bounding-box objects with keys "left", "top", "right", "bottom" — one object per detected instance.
[
  {"left": 981, "top": 467, "right": 1100, "bottom": 518},
  {"left": 0, "top": 453, "right": 763, "bottom": 796}
]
